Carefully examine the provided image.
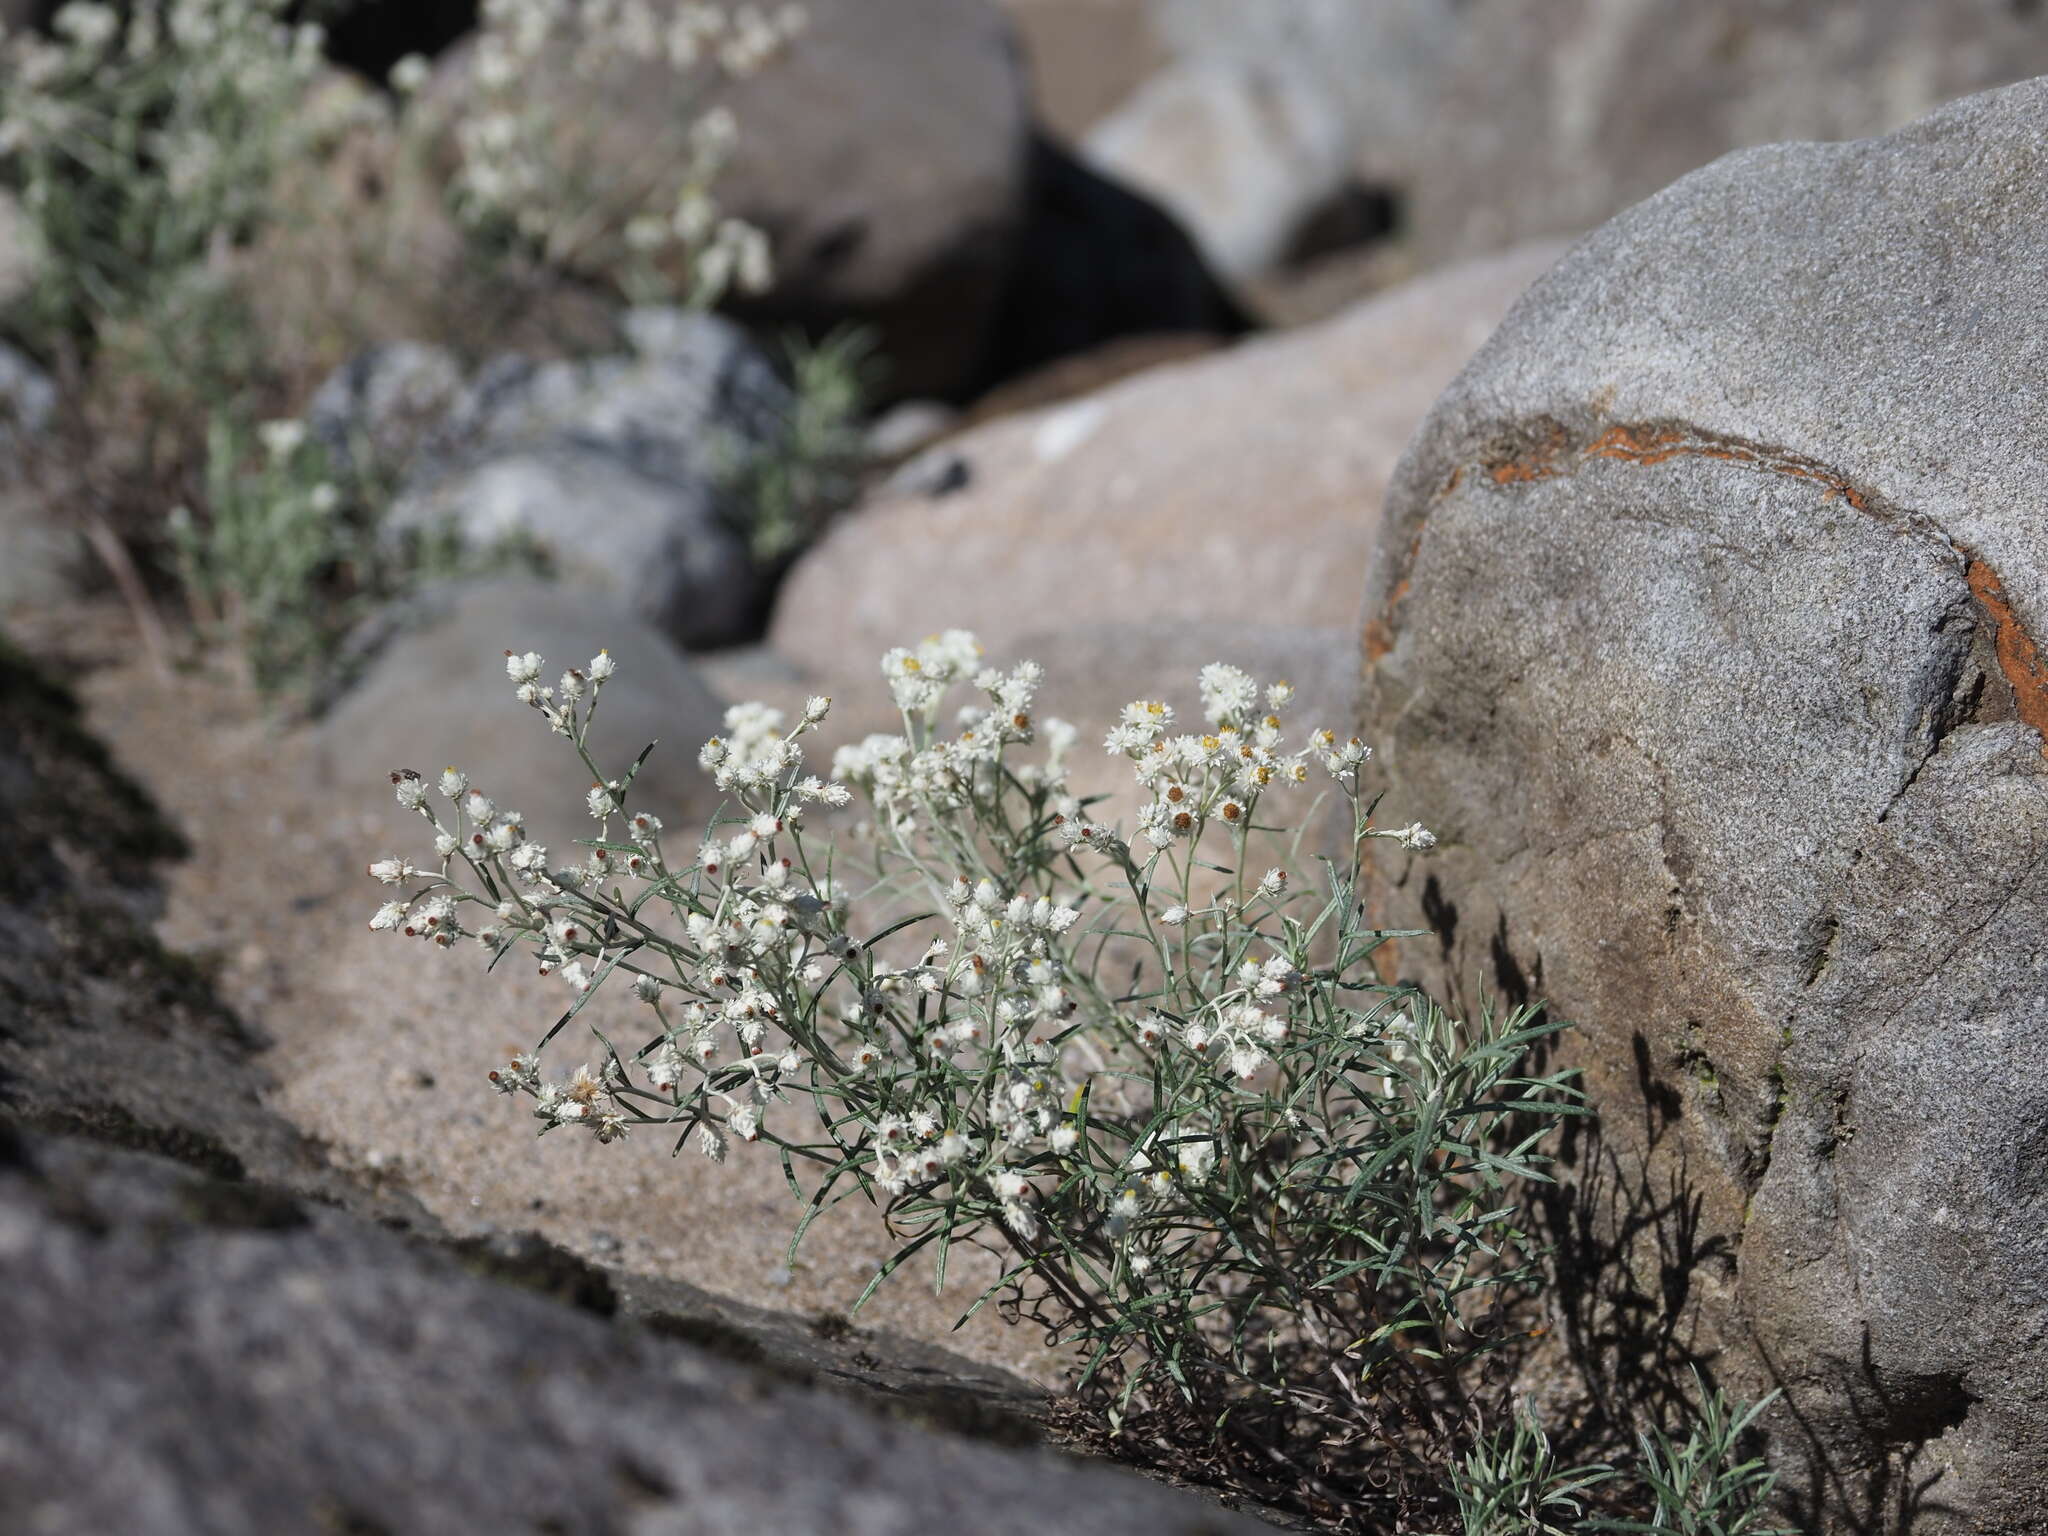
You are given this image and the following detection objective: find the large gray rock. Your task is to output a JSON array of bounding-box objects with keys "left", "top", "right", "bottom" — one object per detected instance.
[
  {"left": 1083, "top": 58, "right": 1353, "bottom": 280},
  {"left": 997, "top": 0, "right": 1164, "bottom": 140},
  {"left": 708, "top": 0, "right": 1032, "bottom": 400},
  {"left": 359, "top": 312, "right": 786, "bottom": 649},
  {"left": 0, "top": 1132, "right": 1277, "bottom": 1536},
  {"left": 419, "top": 0, "right": 1032, "bottom": 402},
  {"left": 1359, "top": 79, "right": 2048, "bottom": 1534},
  {"left": 1110, "top": 0, "right": 1454, "bottom": 274},
  {"left": 1400, "top": 1, "right": 2048, "bottom": 263},
  {"left": 304, "top": 338, "right": 466, "bottom": 480},
  {"left": 771, "top": 243, "right": 1564, "bottom": 734},
  {"left": 1112, "top": 1, "right": 2048, "bottom": 279}
]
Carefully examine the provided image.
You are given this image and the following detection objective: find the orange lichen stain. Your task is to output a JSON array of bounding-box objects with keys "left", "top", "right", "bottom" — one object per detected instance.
[
  {"left": 1964, "top": 557, "right": 2048, "bottom": 757},
  {"left": 1480, "top": 421, "right": 1573, "bottom": 486},
  {"left": 1364, "top": 531, "right": 1427, "bottom": 666},
  {"left": 1363, "top": 578, "right": 1409, "bottom": 665},
  {"left": 1582, "top": 424, "right": 1869, "bottom": 509}
]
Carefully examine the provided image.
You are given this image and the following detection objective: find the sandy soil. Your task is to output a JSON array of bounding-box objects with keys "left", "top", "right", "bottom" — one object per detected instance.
[{"left": 36, "top": 603, "right": 1067, "bottom": 1389}]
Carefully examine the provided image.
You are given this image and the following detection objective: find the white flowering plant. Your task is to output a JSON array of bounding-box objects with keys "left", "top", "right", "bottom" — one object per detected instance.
[
  {"left": 0, "top": 2, "right": 807, "bottom": 709},
  {"left": 169, "top": 411, "right": 552, "bottom": 706},
  {"left": 401, "top": 0, "right": 807, "bottom": 309},
  {"left": 714, "top": 326, "right": 874, "bottom": 564},
  {"left": 365, "top": 630, "right": 1592, "bottom": 1520},
  {"left": 168, "top": 415, "right": 362, "bottom": 700},
  {"left": 0, "top": 0, "right": 327, "bottom": 382}
]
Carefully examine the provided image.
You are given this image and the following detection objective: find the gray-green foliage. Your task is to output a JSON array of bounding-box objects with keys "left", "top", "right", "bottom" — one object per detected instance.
[
  {"left": 717, "top": 328, "right": 874, "bottom": 564},
  {"left": 0, "top": 0, "right": 325, "bottom": 391},
  {"left": 1448, "top": 1373, "right": 1789, "bottom": 1536},
  {"left": 173, "top": 415, "right": 542, "bottom": 704},
  {"left": 1452, "top": 1406, "right": 1612, "bottom": 1536},
  {"left": 363, "top": 632, "right": 1588, "bottom": 1520},
  {"left": 170, "top": 417, "right": 365, "bottom": 700},
  {"left": 1597, "top": 1377, "right": 1789, "bottom": 1536}
]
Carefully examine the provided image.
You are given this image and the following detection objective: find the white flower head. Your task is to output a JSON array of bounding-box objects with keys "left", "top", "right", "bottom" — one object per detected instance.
[
  {"left": 257, "top": 418, "right": 306, "bottom": 461},
  {"left": 1197, "top": 663, "right": 1257, "bottom": 726},
  {"left": 389, "top": 51, "right": 431, "bottom": 92},
  {"left": 367, "top": 857, "right": 420, "bottom": 886}
]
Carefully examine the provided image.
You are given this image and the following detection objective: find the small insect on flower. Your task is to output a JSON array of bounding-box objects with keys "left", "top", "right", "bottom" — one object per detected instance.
[{"left": 1398, "top": 821, "right": 1439, "bottom": 851}]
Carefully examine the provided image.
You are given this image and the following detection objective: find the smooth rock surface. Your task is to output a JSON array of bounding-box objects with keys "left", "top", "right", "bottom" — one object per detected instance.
[
  {"left": 771, "top": 243, "right": 1566, "bottom": 734},
  {"left": 368, "top": 312, "right": 785, "bottom": 649},
  {"left": 1088, "top": 1, "right": 2048, "bottom": 277},
  {"left": 1403, "top": 1, "right": 2048, "bottom": 263},
  {"left": 1084, "top": 58, "right": 1353, "bottom": 280},
  {"left": 318, "top": 579, "right": 730, "bottom": 855},
  {"left": 1359, "top": 79, "right": 2048, "bottom": 1535},
  {"left": 1147, "top": 0, "right": 1456, "bottom": 164},
  {"left": 998, "top": 0, "right": 1164, "bottom": 139},
  {"left": 708, "top": 0, "right": 1032, "bottom": 400},
  {"left": 419, "top": 0, "right": 1032, "bottom": 402},
  {"left": 0, "top": 1136, "right": 1271, "bottom": 1536}
]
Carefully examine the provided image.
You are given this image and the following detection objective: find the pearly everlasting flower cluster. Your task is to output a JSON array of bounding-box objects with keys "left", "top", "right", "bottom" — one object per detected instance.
[
  {"left": 1, "top": 0, "right": 338, "bottom": 347},
  {"left": 364, "top": 631, "right": 1577, "bottom": 1474},
  {"left": 428, "top": 0, "right": 807, "bottom": 306}
]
